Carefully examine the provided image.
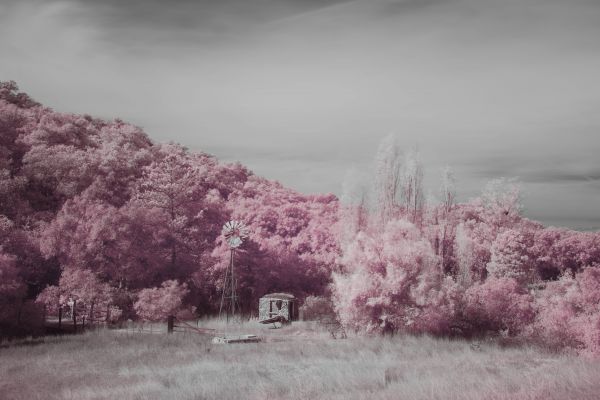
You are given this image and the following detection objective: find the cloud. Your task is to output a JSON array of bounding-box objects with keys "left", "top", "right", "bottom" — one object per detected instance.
[
  {"left": 465, "top": 156, "right": 600, "bottom": 185},
  {"left": 380, "top": 0, "right": 454, "bottom": 15},
  {"left": 38, "top": 0, "right": 354, "bottom": 35}
]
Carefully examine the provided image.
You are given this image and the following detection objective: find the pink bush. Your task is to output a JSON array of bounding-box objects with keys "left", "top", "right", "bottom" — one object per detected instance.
[
  {"left": 333, "top": 219, "right": 457, "bottom": 334},
  {"left": 463, "top": 277, "right": 535, "bottom": 336},
  {"left": 534, "top": 267, "right": 600, "bottom": 356},
  {"left": 133, "top": 280, "right": 189, "bottom": 322}
]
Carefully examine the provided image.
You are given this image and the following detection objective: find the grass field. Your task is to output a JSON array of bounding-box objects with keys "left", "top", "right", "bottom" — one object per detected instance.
[{"left": 1, "top": 320, "right": 600, "bottom": 400}]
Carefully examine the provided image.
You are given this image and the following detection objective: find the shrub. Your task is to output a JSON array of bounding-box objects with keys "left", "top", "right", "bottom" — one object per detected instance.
[
  {"left": 463, "top": 277, "right": 535, "bottom": 336},
  {"left": 133, "top": 280, "right": 189, "bottom": 322},
  {"left": 300, "top": 296, "right": 337, "bottom": 322}
]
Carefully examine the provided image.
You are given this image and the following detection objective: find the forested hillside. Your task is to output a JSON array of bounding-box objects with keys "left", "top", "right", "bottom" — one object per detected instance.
[{"left": 0, "top": 81, "right": 338, "bottom": 335}]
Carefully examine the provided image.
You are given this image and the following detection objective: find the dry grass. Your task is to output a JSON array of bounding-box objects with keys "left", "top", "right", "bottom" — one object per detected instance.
[{"left": 1, "top": 320, "right": 599, "bottom": 400}]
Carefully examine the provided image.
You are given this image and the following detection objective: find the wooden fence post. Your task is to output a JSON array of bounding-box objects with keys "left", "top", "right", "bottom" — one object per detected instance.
[
  {"left": 167, "top": 315, "right": 174, "bottom": 334},
  {"left": 73, "top": 299, "right": 77, "bottom": 333}
]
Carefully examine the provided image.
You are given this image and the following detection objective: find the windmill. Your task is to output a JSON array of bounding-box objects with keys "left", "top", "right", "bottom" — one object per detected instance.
[{"left": 218, "top": 220, "right": 249, "bottom": 321}]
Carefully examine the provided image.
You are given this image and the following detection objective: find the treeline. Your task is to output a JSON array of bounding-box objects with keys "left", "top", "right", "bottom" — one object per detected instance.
[
  {"left": 2, "top": 82, "right": 600, "bottom": 357},
  {"left": 334, "top": 135, "right": 600, "bottom": 356}
]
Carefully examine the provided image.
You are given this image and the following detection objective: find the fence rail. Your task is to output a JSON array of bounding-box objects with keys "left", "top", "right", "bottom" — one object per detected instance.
[{"left": 169, "top": 316, "right": 217, "bottom": 336}]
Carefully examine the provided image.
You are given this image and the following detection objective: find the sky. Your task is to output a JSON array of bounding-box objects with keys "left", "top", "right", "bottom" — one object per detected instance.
[{"left": 0, "top": 0, "right": 599, "bottom": 230}]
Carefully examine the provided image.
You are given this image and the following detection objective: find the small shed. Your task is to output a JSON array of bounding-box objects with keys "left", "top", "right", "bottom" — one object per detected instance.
[{"left": 258, "top": 293, "right": 298, "bottom": 324}]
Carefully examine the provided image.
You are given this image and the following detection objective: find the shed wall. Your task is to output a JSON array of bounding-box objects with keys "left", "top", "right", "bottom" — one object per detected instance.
[{"left": 258, "top": 297, "right": 293, "bottom": 322}]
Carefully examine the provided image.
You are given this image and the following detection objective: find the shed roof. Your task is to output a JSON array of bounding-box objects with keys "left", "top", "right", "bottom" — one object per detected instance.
[{"left": 261, "top": 293, "right": 295, "bottom": 300}]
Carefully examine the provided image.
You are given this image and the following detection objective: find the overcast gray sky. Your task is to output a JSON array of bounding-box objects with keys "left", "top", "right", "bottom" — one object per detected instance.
[{"left": 1, "top": 0, "right": 599, "bottom": 230}]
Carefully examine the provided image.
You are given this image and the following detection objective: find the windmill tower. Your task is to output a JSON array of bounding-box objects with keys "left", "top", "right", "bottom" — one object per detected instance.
[{"left": 219, "top": 220, "right": 249, "bottom": 322}]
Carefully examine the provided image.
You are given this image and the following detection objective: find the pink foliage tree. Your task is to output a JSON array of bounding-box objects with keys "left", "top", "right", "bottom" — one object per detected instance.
[
  {"left": 486, "top": 229, "right": 535, "bottom": 284},
  {"left": 133, "top": 280, "right": 189, "bottom": 322},
  {"left": 36, "top": 268, "right": 117, "bottom": 323},
  {"left": 333, "top": 219, "right": 456, "bottom": 334}
]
